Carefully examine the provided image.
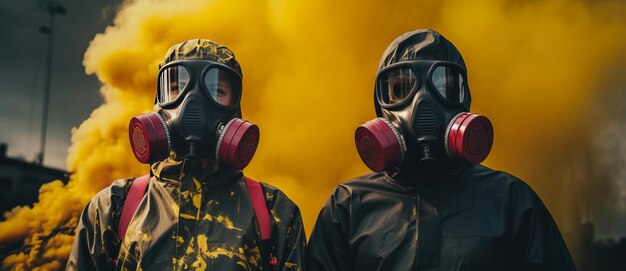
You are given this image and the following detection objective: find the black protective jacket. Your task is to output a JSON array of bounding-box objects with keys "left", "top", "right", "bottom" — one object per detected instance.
[
  {"left": 308, "top": 164, "right": 575, "bottom": 270},
  {"left": 67, "top": 158, "right": 306, "bottom": 271}
]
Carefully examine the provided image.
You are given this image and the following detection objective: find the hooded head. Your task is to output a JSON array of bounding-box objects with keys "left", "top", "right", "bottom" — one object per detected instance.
[
  {"left": 375, "top": 29, "right": 471, "bottom": 116},
  {"left": 354, "top": 29, "right": 493, "bottom": 176},
  {"left": 157, "top": 39, "right": 243, "bottom": 117},
  {"left": 128, "top": 39, "right": 260, "bottom": 170}
]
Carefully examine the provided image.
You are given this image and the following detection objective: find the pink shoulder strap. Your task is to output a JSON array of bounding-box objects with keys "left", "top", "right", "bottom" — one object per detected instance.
[
  {"left": 244, "top": 177, "right": 277, "bottom": 270},
  {"left": 244, "top": 177, "right": 271, "bottom": 240},
  {"left": 117, "top": 174, "right": 150, "bottom": 241}
]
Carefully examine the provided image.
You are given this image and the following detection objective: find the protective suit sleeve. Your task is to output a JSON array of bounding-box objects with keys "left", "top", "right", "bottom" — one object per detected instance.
[
  {"left": 66, "top": 179, "right": 130, "bottom": 271},
  {"left": 264, "top": 183, "right": 308, "bottom": 271},
  {"left": 508, "top": 179, "right": 576, "bottom": 270},
  {"left": 307, "top": 185, "right": 352, "bottom": 271}
]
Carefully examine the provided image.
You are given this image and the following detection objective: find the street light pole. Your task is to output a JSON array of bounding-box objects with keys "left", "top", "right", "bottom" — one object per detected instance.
[{"left": 37, "top": 2, "right": 66, "bottom": 165}]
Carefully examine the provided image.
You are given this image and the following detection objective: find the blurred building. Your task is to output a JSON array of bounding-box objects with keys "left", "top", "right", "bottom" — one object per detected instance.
[
  {"left": 0, "top": 143, "right": 68, "bottom": 217},
  {"left": 573, "top": 220, "right": 626, "bottom": 270}
]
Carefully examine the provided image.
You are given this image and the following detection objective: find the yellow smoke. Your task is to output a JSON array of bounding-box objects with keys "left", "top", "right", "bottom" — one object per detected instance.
[{"left": 1, "top": 0, "right": 626, "bottom": 269}]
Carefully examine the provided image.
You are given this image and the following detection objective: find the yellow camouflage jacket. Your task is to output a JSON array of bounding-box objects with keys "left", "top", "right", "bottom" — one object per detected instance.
[{"left": 67, "top": 158, "right": 306, "bottom": 271}]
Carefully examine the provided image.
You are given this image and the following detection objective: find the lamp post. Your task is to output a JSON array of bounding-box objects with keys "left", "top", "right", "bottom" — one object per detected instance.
[{"left": 36, "top": 2, "right": 66, "bottom": 165}]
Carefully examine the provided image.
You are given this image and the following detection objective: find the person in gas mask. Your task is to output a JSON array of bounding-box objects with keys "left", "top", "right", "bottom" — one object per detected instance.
[
  {"left": 307, "top": 29, "right": 575, "bottom": 270},
  {"left": 67, "top": 39, "right": 306, "bottom": 271}
]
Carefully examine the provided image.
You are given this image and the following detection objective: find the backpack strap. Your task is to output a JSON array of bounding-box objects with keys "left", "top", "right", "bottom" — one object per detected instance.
[
  {"left": 117, "top": 174, "right": 150, "bottom": 241},
  {"left": 244, "top": 176, "right": 277, "bottom": 270}
]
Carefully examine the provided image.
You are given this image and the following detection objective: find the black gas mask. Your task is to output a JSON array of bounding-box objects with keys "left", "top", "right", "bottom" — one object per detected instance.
[
  {"left": 354, "top": 30, "right": 493, "bottom": 173},
  {"left": 127, "top": 40, "right": 259, "bottom": 170}
]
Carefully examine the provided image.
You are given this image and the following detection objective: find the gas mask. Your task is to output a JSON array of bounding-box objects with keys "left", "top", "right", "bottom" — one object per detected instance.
[
  {"left": 355, "top": 59, "right": 493, "bottom": 173},
  {"left": 128, "top": 59, "right": 259, "bottom": 170}
]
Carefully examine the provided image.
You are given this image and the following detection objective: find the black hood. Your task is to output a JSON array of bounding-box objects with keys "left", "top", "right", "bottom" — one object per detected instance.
[{"left": 375, "top": 29, "right": 471, "bottom": 116}]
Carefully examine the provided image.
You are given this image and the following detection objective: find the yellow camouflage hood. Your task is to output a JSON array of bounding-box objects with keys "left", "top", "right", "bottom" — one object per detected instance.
[{"left": 160, "top": 39, "right": 242, "bottom": 78}]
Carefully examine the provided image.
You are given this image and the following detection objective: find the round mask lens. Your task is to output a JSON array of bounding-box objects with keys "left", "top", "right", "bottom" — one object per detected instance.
[
  {"left": 378, "top": 67, "right": 418, "bottom": 105},
  {"left": 159, "top": 65, "right": 190, "bottom": 104},
  {"left": 431, "top": 65, "right": 466, "bottom": 103},
  {"left": 203, "top": 67, "right": 241, "bottom": 107}
]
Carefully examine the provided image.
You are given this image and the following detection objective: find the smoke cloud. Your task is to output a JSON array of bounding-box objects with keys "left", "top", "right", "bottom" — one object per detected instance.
[{"left": 1, "top": 0, "right": 625, "bottom": 269}]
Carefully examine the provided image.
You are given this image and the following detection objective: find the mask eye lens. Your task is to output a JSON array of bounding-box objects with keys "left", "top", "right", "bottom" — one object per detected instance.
[
  {"left": 159, "top": 65, "right": 190, "bottom": 104},
  {"left": 203, "top": 67, "right": 241, "bottom": 107},
  {"left": 378, "top": 67, "right": 418, "bottom": 105},
  {"left": 431, "top": 65, "right": 466, "bottom": 103}
]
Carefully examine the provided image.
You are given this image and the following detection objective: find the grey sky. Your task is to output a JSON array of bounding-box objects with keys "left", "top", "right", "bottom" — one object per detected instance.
[{"left": 0, "top": 0, "right": 122, "bottom": 170}]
